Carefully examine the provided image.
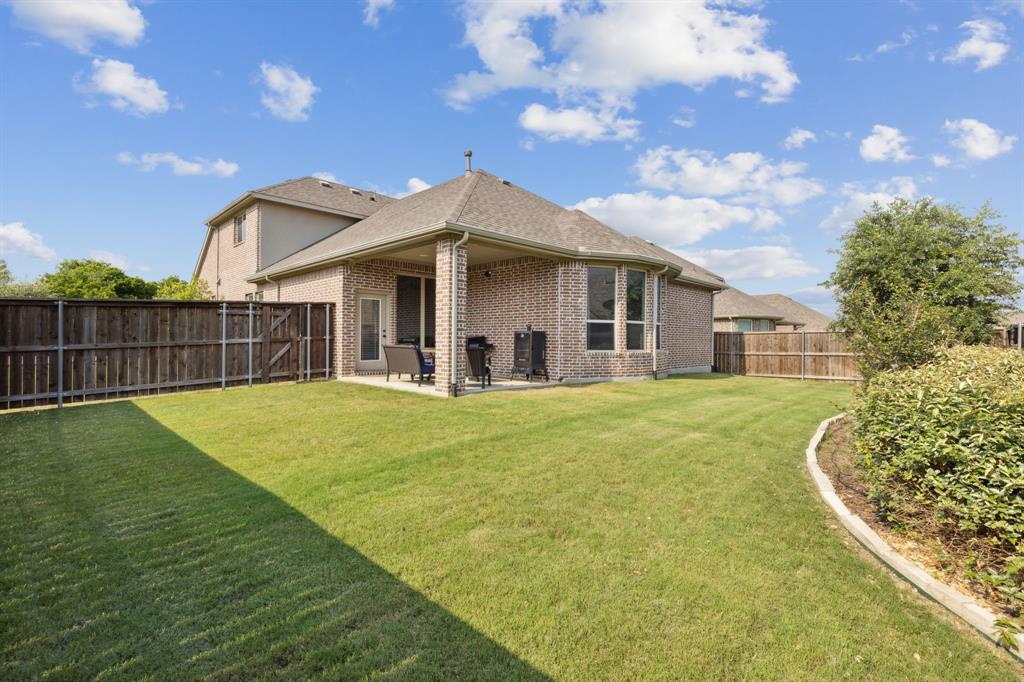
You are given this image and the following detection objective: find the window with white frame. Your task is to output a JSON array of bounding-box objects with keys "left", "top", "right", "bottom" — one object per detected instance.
[
  {"left": 626, "top": 269, "right": 646, "bottom": 350},
  {"left": 655, "top": 275, "right": 664, "bottom": 350},
  {"left": 234, "top": 213, "right": 247, "bottom": 244},
  {"left": 586, "top": 266, "right": 616, "bottom": 351},
  {"left": 736, "top": 318, "right": 753, "bottom": 331}
]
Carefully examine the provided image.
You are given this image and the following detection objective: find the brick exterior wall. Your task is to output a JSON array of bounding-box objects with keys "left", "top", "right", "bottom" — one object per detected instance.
[
  {"left": 196, "top": 202, "right": 260, "bottom": 300},
  {"left": 243, "top": 237, "right": 712, "bottom": 394},
  {"left": 434, "top": 239, "right": 467, "bottom": 396}
]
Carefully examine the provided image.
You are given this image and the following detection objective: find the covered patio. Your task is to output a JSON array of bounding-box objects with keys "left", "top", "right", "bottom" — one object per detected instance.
[{"left": 344, "top": 233, "right": 564, "bottom": 397}]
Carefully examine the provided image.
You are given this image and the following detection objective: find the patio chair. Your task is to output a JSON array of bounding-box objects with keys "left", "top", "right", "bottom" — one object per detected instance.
[
  {"left": 466, "top": 346, "right": 491, "bottom": 389},
  {"left": 383, "top": 344, "right": 434, "bottom": 386}
]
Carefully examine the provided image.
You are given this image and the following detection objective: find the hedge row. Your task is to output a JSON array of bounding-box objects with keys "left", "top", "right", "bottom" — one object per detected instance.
[{"left": 853, "top": 346, "right": 1024, "bottom": 622}]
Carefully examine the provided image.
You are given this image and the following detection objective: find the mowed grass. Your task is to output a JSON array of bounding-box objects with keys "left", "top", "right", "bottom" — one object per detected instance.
[{"left": 1, "top": 376, "right": 1018, "bottom": 680}]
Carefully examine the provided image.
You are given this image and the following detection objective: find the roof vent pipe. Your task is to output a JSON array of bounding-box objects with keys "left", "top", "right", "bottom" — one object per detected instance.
[{"left": 464, "top": 149, "right": 473, "bottom": 176}]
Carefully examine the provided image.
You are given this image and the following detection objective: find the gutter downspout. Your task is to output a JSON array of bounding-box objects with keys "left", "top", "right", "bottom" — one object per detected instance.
[
  {"left": 652, "top": 266, "right": 669, "bottom": 379},
  {"left": 451, "top": 232, "right": 470, "bottom": 396},
  {"left": 262, "top": 275, "right": 277, "bottom": 301}
]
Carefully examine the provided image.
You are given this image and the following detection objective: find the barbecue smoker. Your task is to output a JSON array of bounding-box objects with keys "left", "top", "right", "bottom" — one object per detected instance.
[{"left": 512, "top": 326, "right": 548, "bottom": 381}]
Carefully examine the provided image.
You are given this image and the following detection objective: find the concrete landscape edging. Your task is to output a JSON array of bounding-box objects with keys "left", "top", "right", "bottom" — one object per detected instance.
[{"left": 806, "top": 413, "right": 1024, "bottom": 662}]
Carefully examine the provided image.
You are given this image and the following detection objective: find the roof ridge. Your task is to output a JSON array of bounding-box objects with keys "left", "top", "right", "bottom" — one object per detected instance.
[{"left": 447, "top": 172, "right": 483, "bottom": 225}]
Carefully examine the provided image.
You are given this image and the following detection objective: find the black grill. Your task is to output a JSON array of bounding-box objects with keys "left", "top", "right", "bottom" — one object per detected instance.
[{"left": 512, "top": 327, "right": 548, "bottom": 381}]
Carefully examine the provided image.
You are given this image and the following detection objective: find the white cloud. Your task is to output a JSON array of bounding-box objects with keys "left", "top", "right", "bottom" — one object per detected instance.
[
  {"left": 943, "top": 118, "right": 1017, "bottom": 160},
  {"left": 931, "top": 154, "right": 951, "bottom": 167},
  {"left": 445, "top": 1, "right": 797, "bottom": 142},
  {"left": 819, "top": 176, "right": 918, "bottom": 231},
  {"left": 75, "top": 58, "right": 168, "bottom": 116},
  {"left": 783, "top": 128, "right": 816, "bottom": 150},
  {"left": 944, "top": 19, "right": 1010, "bottom": 70},
  {"left": 574, "top": 192, "right": 768, "bottom": 247},
  {"left": 7, "top": 0, "right": 145, "bottom": 53},
  {"left": 312, "top": 172, "right": 340, "bottom": 182},
  {"left": 518, "top": 103, "right": 639, "bottom": 143},
  {"left": 0, "top": 222, "right": 56, "bottom": 260},
  {"left": 876, "top": 29, "right": 916, "bottom": 53},
  {"left": 258, "top": 62, "right": 318, "bottom": 122},
  {"left": 363, "top": 0, "right": 395, "bottom": 27},
  {"left": 634, "top": 146, "right": 825, "bottom": 206},
  {"left": 406, "top": 177, "right": 432, "bottom": 194},
  {"left": 671, "top": 106, "right": 696, "bottom": 129},
  {"left": 859, "top": 124, "right": 914, "bottom": 162},
  {"left": 117, "top": 152, "right": 239, "bottom": 177},
  {"left": 89, "top": 250, "right": 150, "bottom": 272},
  {"left": 678, "top": 245, "right": 817, "bottom": 281}
]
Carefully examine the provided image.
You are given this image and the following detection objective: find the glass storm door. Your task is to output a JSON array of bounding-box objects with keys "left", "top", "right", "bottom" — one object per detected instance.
[{"left": 357, "top": 294, "right": 386, "bottom": 371}]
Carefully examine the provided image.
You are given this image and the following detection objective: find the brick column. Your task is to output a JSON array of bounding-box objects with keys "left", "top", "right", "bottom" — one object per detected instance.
[{"left": 435, "top": 238, "right": 467, "bottom": 395}]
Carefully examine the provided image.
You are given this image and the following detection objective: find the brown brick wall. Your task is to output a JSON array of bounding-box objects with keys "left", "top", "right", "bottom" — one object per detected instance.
[{"left": 249, "top": 238, "right": 712, "bottom": 392}]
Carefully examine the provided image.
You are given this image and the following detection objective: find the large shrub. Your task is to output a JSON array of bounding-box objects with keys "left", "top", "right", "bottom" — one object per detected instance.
[
  {"left": 826, "top": 199, "right": 1023, "bottom": 378},
  {"left": 853, "top": 346, "right": 1024, "bottom": 623}
]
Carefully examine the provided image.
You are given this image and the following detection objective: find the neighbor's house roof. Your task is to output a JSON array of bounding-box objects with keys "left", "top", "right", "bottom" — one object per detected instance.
[
  {"left": 713, "top": 287, "right": 789, "bottom": 321},
  {"left": 193, "top": 177, "right": 395, "bottom": 278},
  {"left": 753, "top": 294, "right": 833, "bottom": 330},
  {"left": 997, "top": 310, "right": 1024, "bottom": 327},
  {"left": 248, "top": 170, "right": 727, "bottom": 289}
]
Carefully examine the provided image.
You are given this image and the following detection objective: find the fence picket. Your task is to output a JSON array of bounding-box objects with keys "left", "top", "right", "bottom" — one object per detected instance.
[{"left": 0, "top": 299, "right": 334, "bottom": 410}]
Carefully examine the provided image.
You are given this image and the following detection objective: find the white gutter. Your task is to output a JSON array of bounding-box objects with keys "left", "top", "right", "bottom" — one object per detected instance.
[
  {"left": 451, "top": 232, "right": 470, "bottom": 396},
  {"left": 652, "top": 265, "right": 669, "bottom": 379}
]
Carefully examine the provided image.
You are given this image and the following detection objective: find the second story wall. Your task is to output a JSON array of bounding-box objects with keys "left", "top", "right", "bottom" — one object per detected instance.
[
  {"left": 259, "top": 202, "right": 357, "bottom": 269},
  {"left": 197, "top": 202, "right": 259, "bottom": 300}
]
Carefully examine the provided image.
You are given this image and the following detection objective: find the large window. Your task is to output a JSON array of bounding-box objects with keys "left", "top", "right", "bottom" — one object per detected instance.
[
  {"left": 735, "top": 318, "right": 775, "bottom": 332},
  {"left": 626, "top": 270, "right": 645, "bottom": 350},
  {"left": 587, "top": 266, "right": 616, "bottom": 351},
  {"left": 234, "top": 213, "right": 247, "bottom": 244},
  {"left": 395, "top": 275, "right": 436, "bottom": 347}
]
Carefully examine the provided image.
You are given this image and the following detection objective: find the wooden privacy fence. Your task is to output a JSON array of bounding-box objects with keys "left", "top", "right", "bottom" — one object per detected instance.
[
  {"left": 713, "top": 331, "right": 861, "bottom": 382},
  {"left": 0, "top": 299, "right": 333, "bottom": 410}
]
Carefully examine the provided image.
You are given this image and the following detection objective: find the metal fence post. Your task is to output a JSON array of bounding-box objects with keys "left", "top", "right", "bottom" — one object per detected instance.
[
  {"left": 247, "top": 302, "right": 253, "bottom": 387},
  {"left": 324, "top": 304, "right": 331, "bottom": 379},
  {"left": 305, "top": 303, "right": 311, "bottom": 382},
  {"left": 220, "top": 302, "right": 227, "bottom": 389},
  {"left": 56, "top": 300, "right": 64, "bottom": 408}
]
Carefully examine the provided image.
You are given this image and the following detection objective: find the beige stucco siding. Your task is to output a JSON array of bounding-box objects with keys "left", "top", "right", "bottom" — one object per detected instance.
[{"left": 258, "top": 202, "right": 358, "bottom": 269}]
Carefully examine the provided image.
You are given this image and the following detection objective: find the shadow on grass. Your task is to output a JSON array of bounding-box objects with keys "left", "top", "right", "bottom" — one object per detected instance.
[{"left": 0, "top": 402, "right": 548, "bottom": 680}]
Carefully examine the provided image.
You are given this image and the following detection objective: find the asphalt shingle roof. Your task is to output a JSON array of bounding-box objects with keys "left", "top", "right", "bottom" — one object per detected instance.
[
  {"left": 252, "top": 170, "right": 725, "bottom": 288},
  {"left": 753, "top": 294, "right": 833, "bottom": 330},
  {"left": 713, "top": 287, "right": 788, "bottom": 320},
  {"left": 253, "top": 176, "right": 395, "bottom": 217}
]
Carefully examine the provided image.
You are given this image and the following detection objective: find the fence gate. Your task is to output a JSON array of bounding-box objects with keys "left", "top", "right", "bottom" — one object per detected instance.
[{"left": 0, "top": 299, "right": 333, "bottom": 410}]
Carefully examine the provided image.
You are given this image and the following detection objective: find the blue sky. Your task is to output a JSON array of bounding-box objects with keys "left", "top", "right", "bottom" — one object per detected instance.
[{"left": 1, "top": 0, "right": 1022, "bottom": 314}]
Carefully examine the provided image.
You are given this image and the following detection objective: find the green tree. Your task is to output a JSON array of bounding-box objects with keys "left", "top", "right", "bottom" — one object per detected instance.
[
  {"left": 0, "top": 259, "right": 52, "bottom": 298},
  {"left": 39, "top": 259, "right": 156, "bottom": 299},
  {"left": 153, "top": 275, "right": 211, "bottom": 300},
  {"left": 825, "top": 198, "right": 1023, "bottom": 377}
]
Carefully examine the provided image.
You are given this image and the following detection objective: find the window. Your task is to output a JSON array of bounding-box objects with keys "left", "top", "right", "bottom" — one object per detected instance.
[
  {"left": 234, "top": 213, "right": 247, "bottom": 244},
  {"left": 587, "top": 266, "right": 616, "bottom": 351},
  {"left": 655, "top": 276, "right": 664, "bottom": 350},
  {"left": 244, "top": 292, "right": 264, "bottom": 302},
  {"left": 626, "top": 270, "right": 645, "bottom": 350},
  {"left": 395, "top": 274, "right": 436, "bottom": 347},
  {"left": 754, "top": 319, "right": 775, "bottom": 331},
  {"left": 736, "top": 319, "right": 753, "bottom": 331}
]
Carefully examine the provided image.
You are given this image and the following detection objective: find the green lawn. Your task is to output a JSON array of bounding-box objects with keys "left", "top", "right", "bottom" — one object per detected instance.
[{"left": 1, "top": 376, "right": 1018, "bottom": 680}]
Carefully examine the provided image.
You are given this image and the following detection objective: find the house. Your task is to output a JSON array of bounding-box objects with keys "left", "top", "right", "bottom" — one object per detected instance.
[
  {"left": 194, "top": 160, "right": 727, "bottom": 395},
  {"left": 712, "top": 287, "right": 794, "bottom": 331},
  {"left": 752, "top": 294, "right": 833, "bottom": 331},
  {"left": 995, "top": 310, "right": 1024, "bottom": 349}
]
